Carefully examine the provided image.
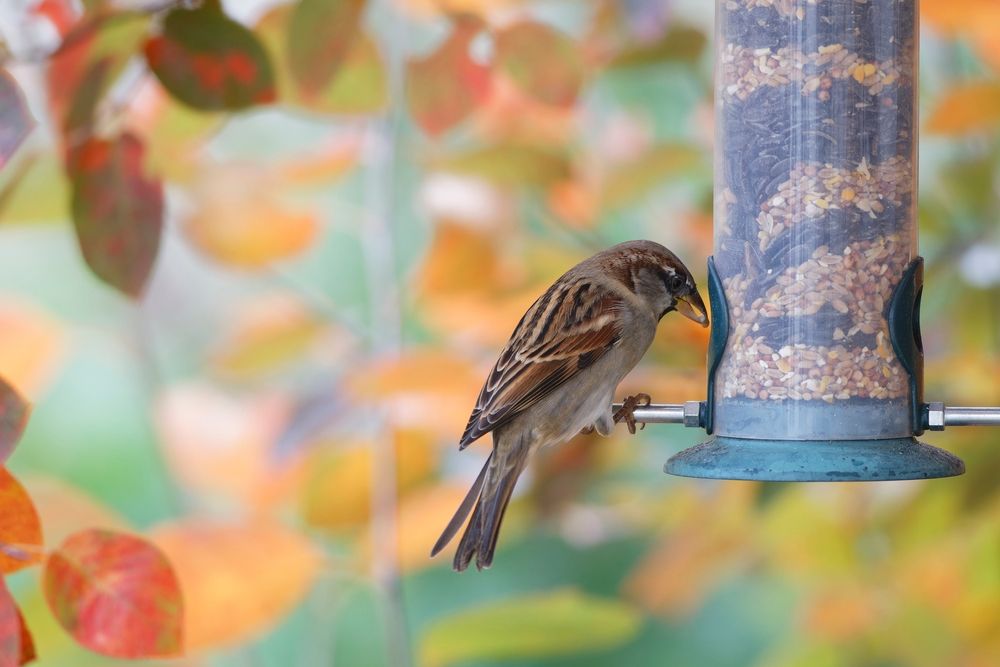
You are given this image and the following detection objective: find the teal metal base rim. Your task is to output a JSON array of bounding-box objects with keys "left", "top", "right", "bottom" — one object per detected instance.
[{"left": 665, "top": 436, "right": 965, "bottom": 481}]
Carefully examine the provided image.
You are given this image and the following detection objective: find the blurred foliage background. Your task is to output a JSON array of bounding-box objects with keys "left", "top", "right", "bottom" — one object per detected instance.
[{"left": 0, "top": 0, "right": 997, "bottom": 665}]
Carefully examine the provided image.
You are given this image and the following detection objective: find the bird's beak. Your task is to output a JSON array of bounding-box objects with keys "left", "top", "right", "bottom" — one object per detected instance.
[{"left": 676, "top": 291, "right": 709, "bottom": 327}]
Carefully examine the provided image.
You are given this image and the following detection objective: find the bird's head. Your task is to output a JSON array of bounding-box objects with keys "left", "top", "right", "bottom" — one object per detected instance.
[{"left": 605, "top": 240, "right": 709, "bottom": 327}]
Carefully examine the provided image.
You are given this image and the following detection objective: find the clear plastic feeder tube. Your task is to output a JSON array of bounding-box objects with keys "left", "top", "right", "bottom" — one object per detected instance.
[{"left": 713, "top": 0, "right": 917, "bottom": 440}]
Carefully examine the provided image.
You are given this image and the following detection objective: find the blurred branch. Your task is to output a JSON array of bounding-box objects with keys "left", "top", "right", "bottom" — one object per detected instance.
[{"left": 364, "top": 0, "right": 411, "bottom": 664}]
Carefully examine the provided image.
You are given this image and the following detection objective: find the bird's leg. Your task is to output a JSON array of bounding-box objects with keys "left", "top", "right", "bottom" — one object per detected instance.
[{"left": 613, "top": 393, "right": 651, "bottom": 435}]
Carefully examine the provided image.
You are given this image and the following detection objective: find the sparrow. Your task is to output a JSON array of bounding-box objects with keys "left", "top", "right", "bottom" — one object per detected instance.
[{"left": 431, "top": 240, "right": 709, "bottom": 571}]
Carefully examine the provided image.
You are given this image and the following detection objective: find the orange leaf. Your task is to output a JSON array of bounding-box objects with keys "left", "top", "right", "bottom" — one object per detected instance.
[
  {"left": 183, "top": 163, "right": 318, "bottom": 267},
  {"left": 802, "top": 585, "right": 879, "bottom": 641},
  {"left": 21, "top": 476, "right": 128, "bottom": 550},
  {"left": 0, "top": 298, "right": 66, "bottom": 401},
  {"left": 154, "top": 383, "right": 302, "bottom": 508},
  {"left": 495, "top": 22, "right": 583, "bottom": 107},
  {"left": 0, "top": 379, "right": 29, "bottom": 464},
  {"left": 407, "top": 18, "right": 492, "bottom": 135},
  {"left": 0, "top": 579, "right": 35, "bottom": 667},
  {"left": 926, "top": 83, "right": 1000, "bottom": 135},
  {"left": 346, "top": 349, "right": 482, "bottom": 437},
  {"left": 43, "top": 529, "right": 183, "bottom": 658},
  {"left": 150, "top": 518, "right": 320, "bottom": 651},
  {"left": 387, "top": 484, "right": 471, "bottom": 572},
  {"left": 0, "top": 468, "right": 42, "bottom": 574}
]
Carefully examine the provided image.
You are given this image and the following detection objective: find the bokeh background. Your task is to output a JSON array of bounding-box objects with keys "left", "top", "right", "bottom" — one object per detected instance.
[{"left": 0, "top": 0, "right": 998, "bottom": 665}]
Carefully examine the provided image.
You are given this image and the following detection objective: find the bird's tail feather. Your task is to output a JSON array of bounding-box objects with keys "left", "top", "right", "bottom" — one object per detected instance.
[
  {"left": 438, "top": 434, "right": 529, "bottom": 571},
  {"left": 430, "top": 451, "right": 491, "bottom": 558}
]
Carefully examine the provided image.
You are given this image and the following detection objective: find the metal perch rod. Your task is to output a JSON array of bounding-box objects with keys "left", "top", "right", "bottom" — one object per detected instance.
[{"left": 614, "top": 402, "right": 1000, "bottom": 429}]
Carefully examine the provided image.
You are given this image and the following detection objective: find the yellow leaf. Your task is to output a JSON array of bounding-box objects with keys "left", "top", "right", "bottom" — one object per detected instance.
[
  {"left": 183, "top": 163, "right": 319, "bottom": 268},
  {"left": 150, "top": 518, "right": 321, "bottom": 651},
  {"left": 926, "top": 83, "right": 1000, "bottom": 135},
  {"left": 301, "top": 431, "right": 437, "bottom": 530},
  {"left": 419, "top": 589, "right": 642, "bottom": 667}
]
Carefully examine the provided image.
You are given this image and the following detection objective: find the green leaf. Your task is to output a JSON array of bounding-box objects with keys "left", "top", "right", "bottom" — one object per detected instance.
[
  {"left": 495, "top": 21, "right": 583, "bottom": 107},
  {"left": 69, "top": 133, "right": 163, "bottom": 298},
  {"left": 600, "top": 143, "right": 705, "bottom": 210},
  {"left": 434, "top": 145, "right": 571, "bottom": 187},
  {"left": 257, "top": 4, "right": 387, "bottom": 115},
  {"left": 419, "top": 589, "right": 642, "bottom": 667},
  {"left": 407, "top": 18, "right": 491, "bottom": 135},
  {"left": 144, "top": 3, "right": 275, "bottom": 111},
  {"left": 286, "top": 0, "right": 366, "bottom": 98},
  {"left": 608, "top": 25, "right": 707, "bottom": 69}
]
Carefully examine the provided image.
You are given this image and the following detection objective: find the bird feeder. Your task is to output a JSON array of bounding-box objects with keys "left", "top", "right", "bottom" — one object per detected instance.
[{"left": 626, "top": 0, "right": 1000, "bottom": 480}]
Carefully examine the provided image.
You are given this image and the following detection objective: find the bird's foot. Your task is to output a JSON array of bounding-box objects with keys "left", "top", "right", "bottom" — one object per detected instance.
[
  {"left": 613, "top": 393, "right": 651, "bottom": 434},
  {"left": 579, "top": 425, "right": 595, "bottom": 435}
]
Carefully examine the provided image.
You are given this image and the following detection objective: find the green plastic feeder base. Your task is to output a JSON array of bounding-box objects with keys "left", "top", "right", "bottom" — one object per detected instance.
[{"left": 665, "top": 436, "right": 965, "bottom": 481}]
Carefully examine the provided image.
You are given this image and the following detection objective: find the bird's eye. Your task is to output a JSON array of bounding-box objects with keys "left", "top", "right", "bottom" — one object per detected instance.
[{"left": 669, "top": 274, "right": 685, "bottom": 292}]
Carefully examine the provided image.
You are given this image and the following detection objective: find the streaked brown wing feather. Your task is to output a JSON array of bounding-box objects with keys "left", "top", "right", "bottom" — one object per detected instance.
[{"left": 458, "top": 279, "right": 625, "bottom": 449}]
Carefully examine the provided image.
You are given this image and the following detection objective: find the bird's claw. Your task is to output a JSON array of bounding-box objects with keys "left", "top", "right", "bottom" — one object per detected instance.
[{"left": 613, "top": 393, "right": 651, "bottom": 435}]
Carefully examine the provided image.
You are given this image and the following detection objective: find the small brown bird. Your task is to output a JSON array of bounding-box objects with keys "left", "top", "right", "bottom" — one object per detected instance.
[{"left": 431, "top": 240, "right": 708, "bottom": 571}]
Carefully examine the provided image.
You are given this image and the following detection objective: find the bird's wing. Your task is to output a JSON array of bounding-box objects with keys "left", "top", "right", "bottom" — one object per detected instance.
[{"left": 458, "top": 276, "right": 627, "bottom": 449}]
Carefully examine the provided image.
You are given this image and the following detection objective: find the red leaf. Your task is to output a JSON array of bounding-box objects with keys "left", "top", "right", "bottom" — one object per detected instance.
[
  {"left": 406, "top": 19, "right": 492, "bottom": 136},
  {"left": 145, "top": 4, "right": 276, "bottom": 111},
  {"left": 495, "top": 22, "right": 583, "bottom": 107},
  {"left": 0, "top": 579, "right": 35, "bottom": 667},
  {"left": 69, "top": 133, "right": 163, "bottom": 298},
  {"left": 0, "top": 468, "right": 43, "bottom": 575},
  {"left": 287, "top": 0, "right": 366, "bottom": 98},
  {"left": 0, "top": 70, "right": 34, "bottom": 170},
  {"left": 43, "top": 529, "right": 183, "bottom": 658},
  {"left": 0, "top": 379, "right": 29, "bottom": 464}
]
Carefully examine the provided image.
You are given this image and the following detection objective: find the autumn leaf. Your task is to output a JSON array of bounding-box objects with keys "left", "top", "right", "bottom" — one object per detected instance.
[
  {"left": 145, "top": 3, "right": 276, "bottom": 111},
  {"left": 0, "top": 468, "right": 43, "bottom": 574},
  {"left": 925, "top": 83, "right": 1000, "bottom": 136},
  {"left": 257, "top": 5, "right": 387, "bottom": 115},
  {"left": 0, "top": 379, "right": 29, "bottom": 464},
  {"left": 153, "top": 382, "right": 302, "bottom": 507},
  {"left": 419, "top": 589, "right": 642, "bottom": 667},
  {"left": 69, "top": 133, "right": 163, "bottom": 297},
  {"left": 301, "top": 431, "right": 437, "bottom": 530},
  {"left": 608, "top": 25, "right": 707, "bottom": 69},
  {"left": 0, "top": 300, "right": 64, "bottom": 401},
  {"left": 286, "top": 0, "right": 366, "bottom": 98},
  {"left": 182, "top": 162, "right": 318, "bottom": 267},
  {"left": 0, "top": 71, "right": 34, "bottom": 170},
  {"left": 43, "top": 529, "right": 183, "bottom": 658},
  {"left": 495, "top": 22, "right": 583, "bottom": 107},
  {"left": 150, "top": 518, "right": 320, "bottom": 651},
  {"left": 407, "top": 18, "right": 492, "bottom": 135},
  {"left": 433, "top": 145, "right": 571, "bottom": 188},
  {"left": 22, "top": 476, "right": 128, "bottom": 549},
  {"left": 599, "top": 143, "right": 704, "bottom": 210},
  {"left": 0, "top": 579, "right": 35, "bottom": 667}
]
